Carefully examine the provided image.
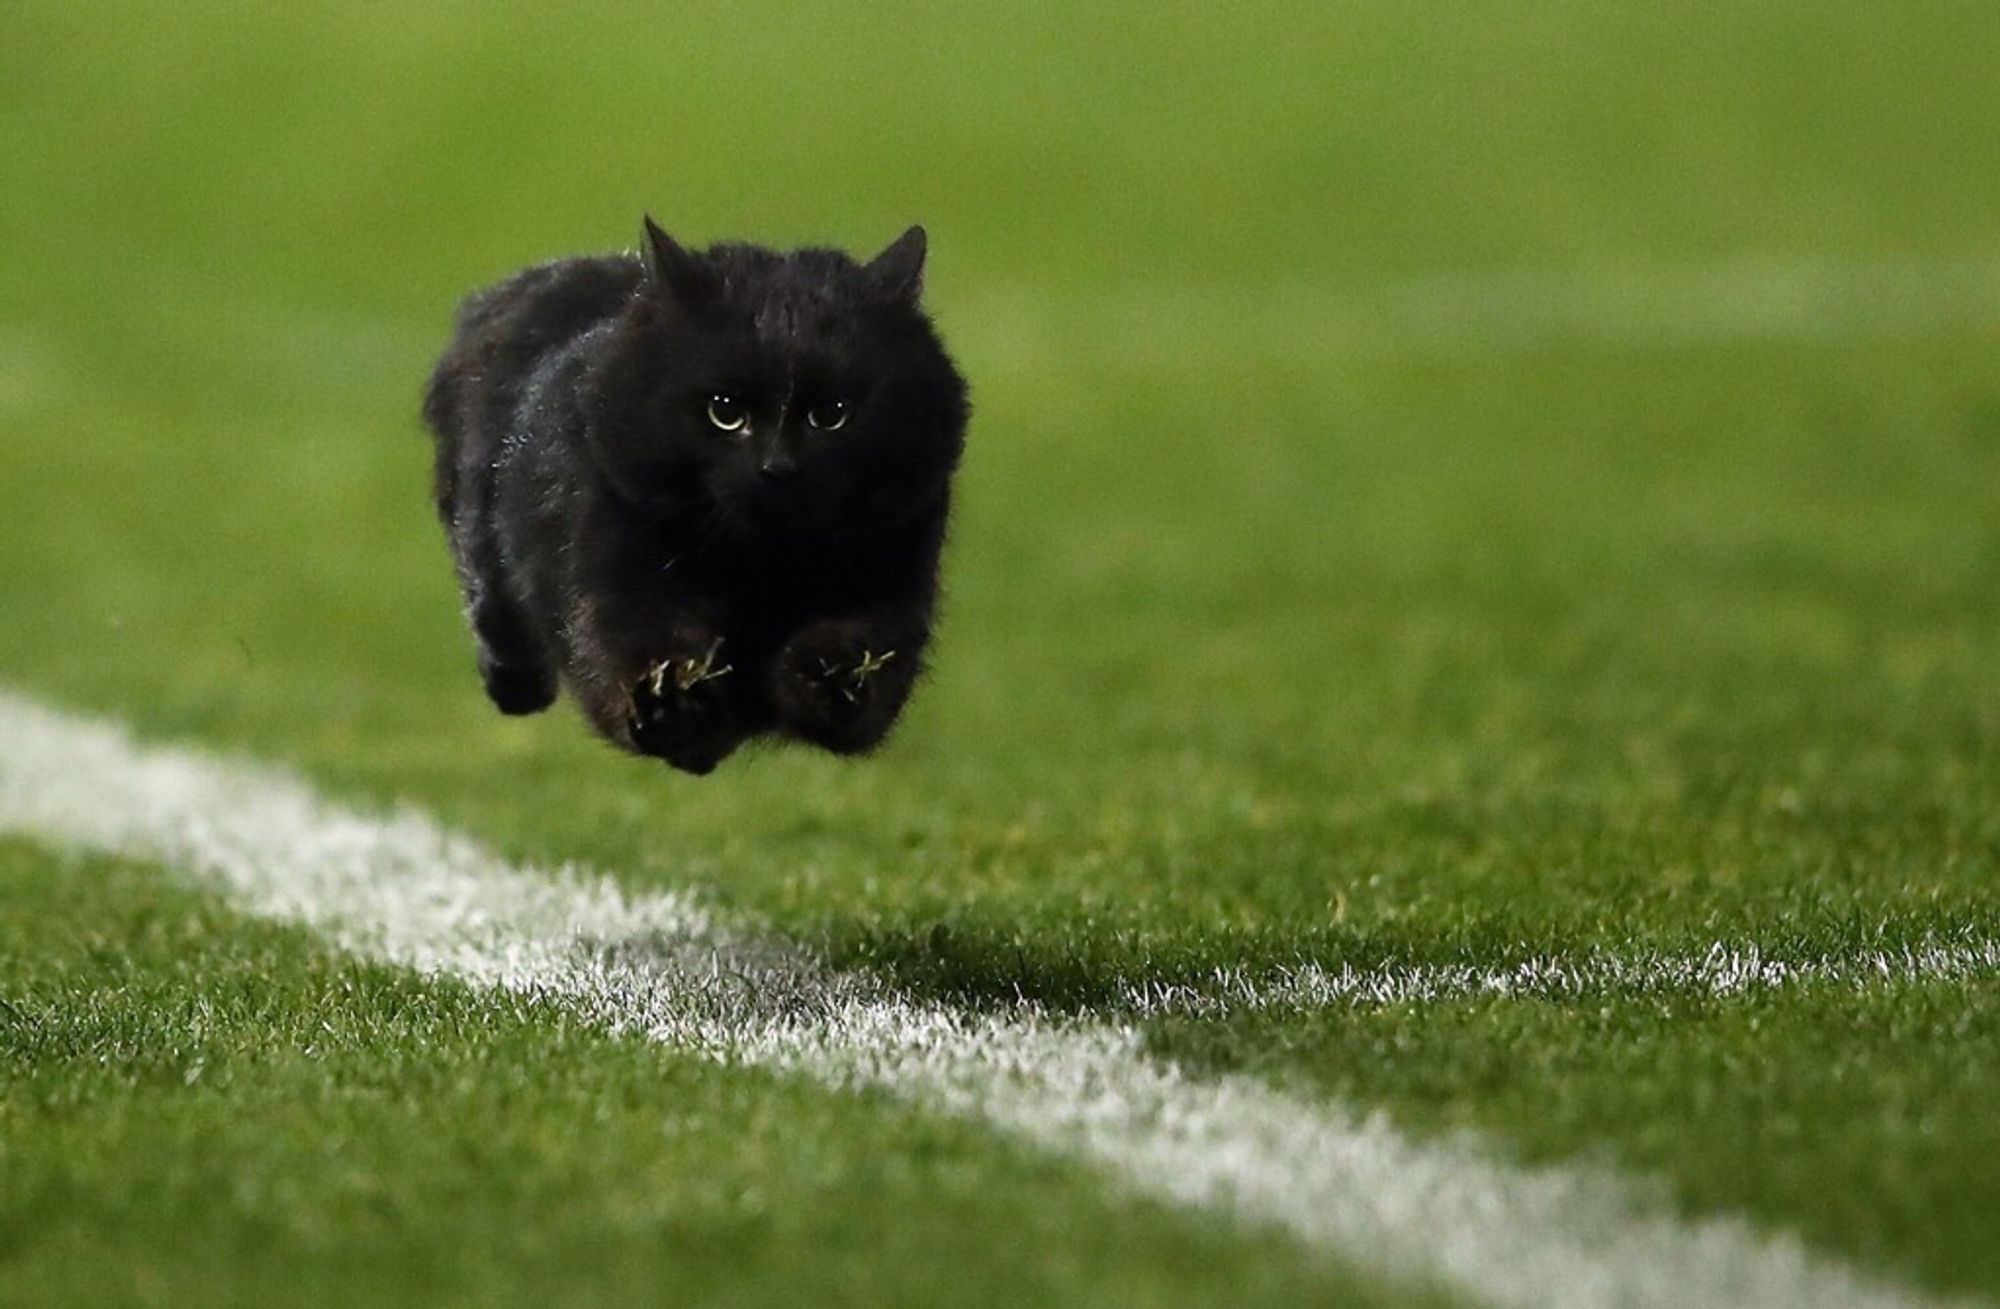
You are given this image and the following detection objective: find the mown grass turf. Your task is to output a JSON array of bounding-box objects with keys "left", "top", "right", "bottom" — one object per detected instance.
[
  {"left": 1153, "top": 981, "right": 2000, "bottom": 1298},
  {"left": 0, "top": 840, "right": 1389, "bottom": 1309},
  {"left": 2, "top": 0, "right": 1998, "bottom": 1303}
]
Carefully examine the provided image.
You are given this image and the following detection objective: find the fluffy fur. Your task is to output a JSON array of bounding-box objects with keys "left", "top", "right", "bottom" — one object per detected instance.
[{"left": 421, "top": 219, "right": 969, "bottom": 774}]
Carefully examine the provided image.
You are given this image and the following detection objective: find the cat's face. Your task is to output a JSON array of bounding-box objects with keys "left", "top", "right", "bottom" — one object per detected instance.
[{"left": 589, "top": 221, "right": 968, "bottom": 538}]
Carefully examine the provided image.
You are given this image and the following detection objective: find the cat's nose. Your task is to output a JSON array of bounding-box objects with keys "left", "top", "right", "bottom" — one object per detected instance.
[{"left": 757, "top": 456, "right": 800, "bottom": 483}]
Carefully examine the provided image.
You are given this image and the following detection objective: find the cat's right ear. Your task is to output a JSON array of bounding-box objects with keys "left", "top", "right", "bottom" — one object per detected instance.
[
  {"left": 641, "top": 216, "right": 715, "bottom": 305},
  {"left": 865, "top": 225, "right": 927, "bottom": 303}
]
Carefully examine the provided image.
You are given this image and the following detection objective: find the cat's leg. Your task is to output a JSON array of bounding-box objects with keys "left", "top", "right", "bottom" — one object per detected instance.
[
  {"left": 571, "top": 606, "right": 749, "bottom": 775},
  {"left": 627, "top": 627, "right": 746, "bottom": 774},
  {"left": 470, "top": 592, "right": 557, "bottom": 715},
  {"left": 772, "top": 612, "right": 928, "bottom": 755},
  {"left": 446, "top": 483, "right": 558, "bottom": 716}
]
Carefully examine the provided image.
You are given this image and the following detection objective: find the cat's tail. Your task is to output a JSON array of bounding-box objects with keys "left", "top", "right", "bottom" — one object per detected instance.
[
  {"left": 420, "top": 292, "right": 495, "bottom": 516},
  {"left": 421, "top": 278, "right": 516, "bottom": 441},
  {"left": 421, "top": 309, "right": 486, "bottom": 441},
  {"left": 420, "top": 356, "right": 460, "bottom": 441}
]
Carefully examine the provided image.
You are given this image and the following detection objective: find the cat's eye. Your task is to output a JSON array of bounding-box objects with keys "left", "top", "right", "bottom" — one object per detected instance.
[
  {"left": 807, "top": 400, "right": 849, "bottom": 432},
  {"left": 706, "top": 394, "right": 748, "bottom": 433}
]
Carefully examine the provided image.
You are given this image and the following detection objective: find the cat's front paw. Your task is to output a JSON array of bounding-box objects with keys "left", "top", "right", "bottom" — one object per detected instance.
[
  {"left": 628, "top": 639, "right": 741, "bottom": 775},
  {"left": 773, "top": 621, "right": 913, "bottom": 754},
  {"left": 479, "top": 650, "right": 557, "bottom": 716}
]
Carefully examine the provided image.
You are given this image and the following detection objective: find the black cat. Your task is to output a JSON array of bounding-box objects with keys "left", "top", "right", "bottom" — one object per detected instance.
[{"left": 421, "top": 219, "right": 969, "bottom": 774}]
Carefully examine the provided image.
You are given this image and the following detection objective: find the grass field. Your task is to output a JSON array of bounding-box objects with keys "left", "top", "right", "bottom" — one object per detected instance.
[{"left": 3, "top": 2, "right": 1998, "bottom": 1305}]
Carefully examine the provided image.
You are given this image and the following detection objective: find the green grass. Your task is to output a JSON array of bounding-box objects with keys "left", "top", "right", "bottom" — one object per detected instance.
[
  {"left": 0, "top": 842, "right": 1366, "bottom": 1309},
  {"left": 2, "top": 0, "right": 1998, "bottom": 1304},
  {"left": 1155, "top": 982, "right": 2000, "bottom": 1294}
]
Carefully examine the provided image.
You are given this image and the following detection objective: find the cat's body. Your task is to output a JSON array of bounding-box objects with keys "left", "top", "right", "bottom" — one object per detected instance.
[{"left": 421, "top": 221, "right": 969, "bottom": 774}]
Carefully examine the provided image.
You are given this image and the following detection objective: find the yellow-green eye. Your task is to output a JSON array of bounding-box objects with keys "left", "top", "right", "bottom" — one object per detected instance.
[
  {"left": 807, "top": 400, "right": 849, "bottom": 431},
  {"left": 706, "top": 394, "right": 748, "bottom": 432}
]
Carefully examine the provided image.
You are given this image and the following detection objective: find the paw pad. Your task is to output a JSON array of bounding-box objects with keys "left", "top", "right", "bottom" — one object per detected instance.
[
  {"left": 646, "top": 639, "right": 733, "bottom": 697},
  {"left": 816, "top": 648, "right": 896, "bottom": 702}
]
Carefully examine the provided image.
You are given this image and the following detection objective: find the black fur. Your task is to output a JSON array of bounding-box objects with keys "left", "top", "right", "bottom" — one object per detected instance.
[{"left": 421, "top": 219, "right": 969, "bottom": 775}]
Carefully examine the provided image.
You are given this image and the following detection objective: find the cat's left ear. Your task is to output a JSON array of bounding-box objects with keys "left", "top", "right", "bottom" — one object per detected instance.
[
  {"left": 641, "top": 215, "right": 716, "bottom": 305},
  {"left": 866, "top": 225, "right": 927, "bottom": 302}
]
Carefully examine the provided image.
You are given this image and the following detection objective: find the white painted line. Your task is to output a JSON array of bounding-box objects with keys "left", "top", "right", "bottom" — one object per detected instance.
[
  {"left": 952, "top": 249, "right": 2000, "bottom": 367},
  {"left": 167, "top": 247, "right": 2000, "bottom": 404},
  {"left": 0, "top": 689, "right": 1965, "bottom": 1309},
  {"left": 1120, "top": 935, "right": 2000, "bottom": 1020}
]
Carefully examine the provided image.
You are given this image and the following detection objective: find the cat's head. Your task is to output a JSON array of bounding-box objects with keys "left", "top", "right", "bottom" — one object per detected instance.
[{"left": 586, "top": 218, "right": 969, "bottom": 536}]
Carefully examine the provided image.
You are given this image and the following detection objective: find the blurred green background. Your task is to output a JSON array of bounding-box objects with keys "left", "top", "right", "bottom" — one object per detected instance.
[{"left": 2, "top": 0, "right": 1996, "bottom": 959}]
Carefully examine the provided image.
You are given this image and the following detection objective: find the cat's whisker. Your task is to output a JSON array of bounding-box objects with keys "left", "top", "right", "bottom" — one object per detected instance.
[{"left": 690, "top": 500, "right": 738, "bottom": 558}]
